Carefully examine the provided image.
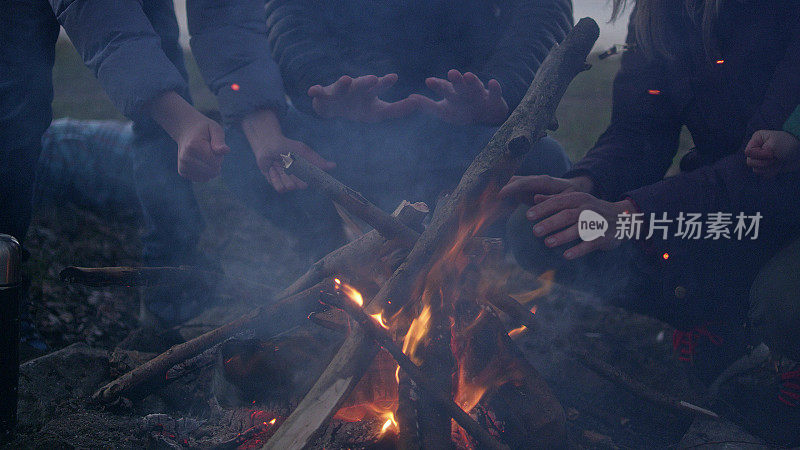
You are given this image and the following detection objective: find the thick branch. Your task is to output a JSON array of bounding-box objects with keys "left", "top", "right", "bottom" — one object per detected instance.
[
  {"left": 374, "top": 18, "right": 599, "bottom": 317},
  {"left": 282, "top": 154, "right": 420, "bottom": 248},
  {"left": 276, "top": 201, "right": 427, "bottom": 300}
]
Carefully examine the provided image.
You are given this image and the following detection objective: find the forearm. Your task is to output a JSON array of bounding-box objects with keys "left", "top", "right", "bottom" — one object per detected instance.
[
  {"left": 241, "top": 109, "right": 285, "bottom": 149},
  {"left": 148, "top": 91, "right": 206, "bottom": 143}
]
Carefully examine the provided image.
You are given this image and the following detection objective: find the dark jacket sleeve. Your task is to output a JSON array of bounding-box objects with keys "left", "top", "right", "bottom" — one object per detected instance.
[
  {"left": 50, "top": 0, "right": 189, "bottom": 122},
  {"left": 477, "top": 0, "right": 573, "bottom": 112},
  {"left": 565, "top": 16, "right": 683, "bottom": 200},
  {"left": 625, "top": 7, "right": 800, "bottom": 222},
  {"left": 264, "top": 0, "right": 358, "bottom": 114},
  {"left": 188, "top": 0, "right": 287, "bottom": 123}
]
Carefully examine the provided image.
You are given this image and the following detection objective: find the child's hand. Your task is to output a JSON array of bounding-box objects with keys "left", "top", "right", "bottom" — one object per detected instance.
[
  {"left": 242, "top": 109, "right": 335, "bottom": 193},
  {"left": 745, "top": 130, "right": 800, "bottom": 178},
  {"left": 174, "top": 117, "right": 229, "bottom": 182},
  {"left": 149, "top": 91, "right": 230, "bottom": 182}
]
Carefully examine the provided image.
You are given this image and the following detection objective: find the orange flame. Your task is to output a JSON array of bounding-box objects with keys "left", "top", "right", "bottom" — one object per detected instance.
[
  {"left": 371, "top": 312, "right": 389, "bottom": 329},
  {"left": 508, "top": 325, "right": 527, "bottom": 338},
  {"left": 510, "top": 270, "right": 554, "bottom": 304},
  {"left": 336, "top": 279, "right": 364, "bottom": 307},
  {"left": 401, "top": 304, "right": 432, "bottom": 365},
  {"left": 379, "top": 412, "right": 398, "bottom": 436}
]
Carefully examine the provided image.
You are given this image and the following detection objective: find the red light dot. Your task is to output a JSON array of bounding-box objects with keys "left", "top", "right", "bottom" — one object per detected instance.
[
  {"left": 647, "top": 89, "right": 661, "bottom": 95},
  {"left": 231, "top": 83, "right": 240, "bottom": 91},
  {"left": 662, "top": 252, "right": 670, "bottom": 260},
  {"left": 716, "top": 59, "right": 725, "bottom": 64}
]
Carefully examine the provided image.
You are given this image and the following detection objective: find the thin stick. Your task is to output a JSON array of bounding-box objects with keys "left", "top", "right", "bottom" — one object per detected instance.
[
  {"left": 282, "top": 153, "right": 420, "bottom": 248},
  {"left": 321, "top": 292, "right": 508, "bottom": 450},
  {"left": 92, "top": 278, "right": 337, "bottom": 402},
  {"left": 571, "top": 349, "right": 719, "bottom": 419},
  {"left": 276, "top": 200, "right": 427, "bottom": 300}
]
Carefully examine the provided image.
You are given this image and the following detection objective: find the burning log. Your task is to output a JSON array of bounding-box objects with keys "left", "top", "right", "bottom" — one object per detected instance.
[
  {"left": 276, "top": 200, "right": 428, "bottom": 300},
  {"left": 282, "top": 153, "right": 421, "bottom": 248},
  {"left": 487, "top": 294, "right": 538, "bottom": 332},
  {"left": 92, "top": 278, "right": 338, "bottom": 403},
  {"left": 320, "top": 291, "right": 508, "bottom": 450},
  {"left": 264, "top": 18, "right": 599, "bottom": 450},
  {"left": 572, "top": 349, "right": 719, "bottom": 419}
]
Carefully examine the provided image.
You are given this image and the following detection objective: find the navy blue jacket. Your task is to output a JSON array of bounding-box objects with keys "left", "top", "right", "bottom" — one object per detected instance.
[
  {"left": 264, "top": 0, "right": 573, "bottom": 115},
  {"left": 569, "top": 2, "right": 800, "bottom": 235},
  {"left": 50, "top": 0, "right": 287, "bottom": 123}
]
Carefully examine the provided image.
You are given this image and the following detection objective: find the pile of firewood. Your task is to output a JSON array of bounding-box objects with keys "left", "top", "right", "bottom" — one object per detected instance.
[{"left": 62, "top": 18, "right": 601, "bottom": 449}]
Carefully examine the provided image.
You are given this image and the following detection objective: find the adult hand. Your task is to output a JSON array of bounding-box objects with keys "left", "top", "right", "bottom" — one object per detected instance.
[
  {"left": 308, "top": 74, "right": 418, "bottom": 122},
  {"left": 242, "top": 109, "right": 335, "bottom": 193},
  {"left": 149, "top": 91, "right": 230, "bottom": 182},
  {"left": 745, "top": 129, "right": 800, "bottom": 178},
  {"left": 498, "top": 174, "right": 594, "bottom": 203},
  {"left": 525, "top": 192, "right": 637, "bottom": 260},
  {"left": 412, "top": 70, "right": 508, "bottom": 125}
]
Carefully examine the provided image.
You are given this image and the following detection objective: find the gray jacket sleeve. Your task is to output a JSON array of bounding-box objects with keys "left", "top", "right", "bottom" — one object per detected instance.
[
  {"left": 50, "top": 0, "right": 189, "bottom": 122},
  {"left": 188, "top": 0, "right": 287, "bottom": 123}
]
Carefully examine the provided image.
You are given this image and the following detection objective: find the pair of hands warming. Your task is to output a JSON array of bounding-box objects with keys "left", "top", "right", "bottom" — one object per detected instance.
[
  {"left": 499, "top": 175, "right": 637, "bottom": 260},
  {"left": 152, "top": 69, "right": 510, "bottom": 193},
  {"left": 308, "top": 70, "right": 508, "bottom": 125},
  {"left": 150, "top": 92, "right": 330, "bottom": 191}
]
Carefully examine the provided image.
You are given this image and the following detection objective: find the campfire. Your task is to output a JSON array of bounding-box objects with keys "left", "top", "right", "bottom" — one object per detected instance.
[{"left": 59, "top": 18, "right": 601, "bottom": 449}]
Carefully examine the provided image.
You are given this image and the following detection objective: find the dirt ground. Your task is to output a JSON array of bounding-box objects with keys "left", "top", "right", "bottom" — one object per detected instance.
[{"left": 6, "top": 178, "right": 763, "bottom": 449}]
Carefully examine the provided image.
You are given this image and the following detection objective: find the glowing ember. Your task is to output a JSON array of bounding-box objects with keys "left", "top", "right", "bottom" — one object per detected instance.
[
  {"left": 231, "top": 83, "right": 241, "bottom": 91},
  {"left": 662, "top": 252, "right": 670, "bottom": 260},
  {"left": 508, "top": 325, "right": 527, "bottom": 338},
  {"left": 647, "top": 89, "right": 661, "bottom": 95},
  {"left": 379, "top": 412, "right": 398, "bottom": 436}
]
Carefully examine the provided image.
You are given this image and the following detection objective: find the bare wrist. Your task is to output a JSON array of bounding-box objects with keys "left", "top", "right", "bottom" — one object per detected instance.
[
  {"left": 149, "top": 91, "right": 204, "bottom": 141},
  {"left": 241, "top": 109, "right": 285, "bottom": 148}
]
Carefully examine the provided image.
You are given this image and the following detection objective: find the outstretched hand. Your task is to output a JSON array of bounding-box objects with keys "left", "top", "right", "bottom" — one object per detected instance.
[
  {"left": 308, "top": 74, "right": 418, "bottom": 123},
  {"left": 411, "top": 70, "right": 509, "bottom": 125}
]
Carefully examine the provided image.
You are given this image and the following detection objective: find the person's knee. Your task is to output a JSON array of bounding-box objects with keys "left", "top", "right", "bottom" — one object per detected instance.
[
  {"left": 518, "top": 137, "right": 571, "bottom": 177},
  {"left": 506, "top": 203, "right": 570, "bottom": 275},
  {"left": 749, "top": 237, "right": 800, "bottom": 361}
]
